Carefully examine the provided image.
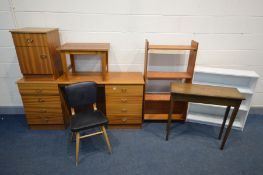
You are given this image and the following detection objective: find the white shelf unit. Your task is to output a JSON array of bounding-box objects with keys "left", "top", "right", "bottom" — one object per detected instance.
[{"left": 187, "top": 66, "right": 259, "bottom": 130}]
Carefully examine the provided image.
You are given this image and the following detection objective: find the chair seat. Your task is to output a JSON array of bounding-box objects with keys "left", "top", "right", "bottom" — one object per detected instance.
[{"left": 70, "top": 110, "right": 108, "bottom": 132}]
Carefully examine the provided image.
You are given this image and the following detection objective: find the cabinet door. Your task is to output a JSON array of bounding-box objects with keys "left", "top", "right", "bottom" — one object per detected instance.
[{"left": 16, "top": 47, "right": 53, "bottom": 74}]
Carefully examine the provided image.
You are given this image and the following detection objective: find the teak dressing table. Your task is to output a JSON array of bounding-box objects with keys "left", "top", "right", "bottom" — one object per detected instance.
[{"left": 17, "top": 72, "right": 144, "bottom": 129}]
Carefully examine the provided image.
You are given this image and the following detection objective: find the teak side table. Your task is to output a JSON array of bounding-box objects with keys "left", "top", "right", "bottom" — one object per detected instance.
[
  {"left": 57, "top": 43, "right": 110, "bottom": 80},
  {"left": 166, "top": 83, "right": 245, "bottom": 150}
]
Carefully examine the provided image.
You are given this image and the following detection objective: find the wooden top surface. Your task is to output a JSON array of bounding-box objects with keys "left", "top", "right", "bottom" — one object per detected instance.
[
  {"left": 171, "top": 83, "right": 245, "bottom": 100},
  {"left": 149, "top": 45, "right": 196, "bottom": 51},
  {"left": 17, "top": 72, "right": 144, "bottom": 85},
  {"left": 10, "top": 27, "right": 58, "bottom": 33},
  {"left": 57, "top": 43, "right": 110, "bottom": 52}
]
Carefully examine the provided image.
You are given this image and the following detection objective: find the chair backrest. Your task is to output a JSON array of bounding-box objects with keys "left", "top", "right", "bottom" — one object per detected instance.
[{"left": 63, "top": 82, "right": 97, "bottom": 108}]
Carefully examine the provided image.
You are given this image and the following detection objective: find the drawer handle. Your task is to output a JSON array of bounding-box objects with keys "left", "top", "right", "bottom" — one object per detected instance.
[
  {"left": 121, "top": 88, "right": 127, "bottom": 93},
  {"left": 40, "top": 55, "right": 47, "bottom": 59},
  {"left": 35, "top": 89, "right": 43, "bottom": 94},
  {"left": 121, "top": 108, "right": 127, "bottom": 113},
  {"left": 40, "top": 109, "right": 47, "bottom": 113},
  {"left": 122, "top": 117, "right": 127, "bottom": 122},
  {"left": 121, "top": 98, "right": 127, "bottom": 103},
  {"left": 26, "top": 38, "right": 33, "bottom": 43},
  {"left": 112, "top": 87, "right": 117, "bottom": 91},
  {"left": 38, "top": 98, "right": 45, "bottom": 102}
]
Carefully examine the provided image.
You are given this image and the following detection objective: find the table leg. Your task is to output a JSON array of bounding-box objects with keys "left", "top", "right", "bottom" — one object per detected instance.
[
  {"left": 101, "top": 52, "right": 107, "bottom": 81},
  {"left": 220, "top": 103, "right": 241, "bottom": 150},
  {"left": 106, "top": 51, "right": 109, "bottom": 72},
  {"left": 166, "top": 94, "right": 174, "bottom": 141},
  {"left": 218, "top": 106, "right": 231, "bottom": 140},
  {"left": 60, "top": 52, "right": 68, "bottom": 80},
  {"left": 70, "top": 54, "right": 76, "bottom": 73}
]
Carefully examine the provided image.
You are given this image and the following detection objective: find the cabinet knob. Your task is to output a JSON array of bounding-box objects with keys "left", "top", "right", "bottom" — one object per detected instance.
[
  {"left": 26, "top": 38, "right": 33, "bottom": 43},
  {"left": 121, "top": 98, "right": 127, "bottom": 103},
  {"left": 122, "top": 117, "right": 127, "bottom": 122},
  {"left": 40, "top": 55, "right": 47, "bottom": 59},
  {"left": 38, "top": 98, "right": 45, "bottom": 102},
  {"left": 121, "top": 108, "right": 127, "bottom": 113}
]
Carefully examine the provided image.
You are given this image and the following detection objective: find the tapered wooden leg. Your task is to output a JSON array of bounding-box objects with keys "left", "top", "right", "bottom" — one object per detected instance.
[
  {"left": 218, "top": 106, "right": 231, "bottom": 140},
  {"left": 75, "top": 132, "right": 80, "bottom": 166},
  {"left": 101, "top": 126, "right": 112, "bottom": 154},
  {"left": 220, "top": 104, "right": 240, "bottom": 150},
  {"left": 166, "top": 94, "right": 174, "bottom": 141}
]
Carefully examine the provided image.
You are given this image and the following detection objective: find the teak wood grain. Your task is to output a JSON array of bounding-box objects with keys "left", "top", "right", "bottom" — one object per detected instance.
[
  {"left": 21, "top": 95, "right": 61, "bottom": 108},
  {"left": 16, "top": 46, "right": 53, "bottom": 74},
  {"left": 144, "top": 40, "right": 199, "bottom": 121},
  {"left": 57, "top": 42, "right": 110, "bottom": 80},
  {"left": 106, "top": 85, "right": 143, "bottom": 96},
  {"left": 107, "top": 115, "right": 142, "bottom": 124},
  {"left": 57, "top": 43, "right": 110, "bottom": 52},
  {"left": 18, "top": 83, "right": 59, "bottom": 95},
  {"left": 107, "top": 104, "right": 142, "bottom": 115},
  {"left": 10, "top": 28, "right": 63, "bottom": 79}
]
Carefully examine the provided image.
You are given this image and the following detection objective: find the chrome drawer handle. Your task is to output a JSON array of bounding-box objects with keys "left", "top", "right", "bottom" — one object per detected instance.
[
  {"left": 40, "top": 54, "right": 47, "bottom": 59},
  {"left": 38, "top": 98, "right": 45, "bottom": 102},
  {"left": 122, "top": 117, "right": 127, "bottom": 122},
  {"left": 121, "top": 108, "right": 127, "bottom": 113},
  {"left": 26, "top": 38, "right": 33, "bottom": 43}
]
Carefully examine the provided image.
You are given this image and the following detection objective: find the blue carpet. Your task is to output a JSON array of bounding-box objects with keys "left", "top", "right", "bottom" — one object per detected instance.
[{"left": 0, "top": 114, "right": 263, "bottom": 175}]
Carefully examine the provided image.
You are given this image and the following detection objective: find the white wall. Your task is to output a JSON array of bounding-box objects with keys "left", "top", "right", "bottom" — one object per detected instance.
[{"left": 0, "top": 0, "right": 263, "bottom": 107}]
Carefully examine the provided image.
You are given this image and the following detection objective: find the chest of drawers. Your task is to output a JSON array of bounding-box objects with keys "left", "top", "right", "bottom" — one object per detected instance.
[
  {"left": 17, "top": 81, "right": 67, "bottom": 129},
  {"left": 105, "top": 85, "right": 143, "bottom": 128},
  {"left": 10, "top": 28, "right": 63, "bottom": 80}
]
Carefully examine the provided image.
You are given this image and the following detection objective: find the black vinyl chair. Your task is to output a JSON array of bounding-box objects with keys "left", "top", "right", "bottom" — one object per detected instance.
[{"left": 63, "top": 82, "right": 112, "bottom": 166}]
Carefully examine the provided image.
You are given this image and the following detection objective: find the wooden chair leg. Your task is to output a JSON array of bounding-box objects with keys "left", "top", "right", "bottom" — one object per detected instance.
[
  {"left": 75, "top": 132, "right": 80, "bottom": 166},
  {"left": 101, "top": 126, "right": 112, "bottom": 154}
]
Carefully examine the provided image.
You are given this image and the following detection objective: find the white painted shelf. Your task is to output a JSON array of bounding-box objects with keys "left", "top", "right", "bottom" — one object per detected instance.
[{"left": 187, "top": 66, "right": 259, "bottom": 130}]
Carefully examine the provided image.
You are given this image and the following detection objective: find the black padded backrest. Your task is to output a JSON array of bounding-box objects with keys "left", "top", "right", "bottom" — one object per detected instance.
[{"left": 63, "top": 82, "right": 97, "bottom": 108}]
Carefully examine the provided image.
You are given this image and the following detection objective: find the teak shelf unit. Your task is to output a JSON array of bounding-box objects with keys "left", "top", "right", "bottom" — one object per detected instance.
[{"left": 143, "top": 40, "right": 199, "bottom": 121}]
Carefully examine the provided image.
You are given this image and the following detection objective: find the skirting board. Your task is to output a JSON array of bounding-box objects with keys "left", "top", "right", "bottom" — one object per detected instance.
[{"left": 0, "top": 106, "right": 263, "bottom": 115}]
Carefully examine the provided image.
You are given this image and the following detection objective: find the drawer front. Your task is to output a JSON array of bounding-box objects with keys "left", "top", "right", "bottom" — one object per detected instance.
[
  {"left": 107, "top": 104, "right": 142, "bottom": 115},
  {"left": 26, "top": 113, "right": 64, "bottom": 124},
  {"left": 16, "top": 46, "right": 53, "bottom": 74},
  {"left": 106, "top": 96, "right": 142, "bottom": 105},
  {"left": 24, "top": 106, "right": 62, "bottom": 114},
  {"left": 106, "top": 85, "right": 143, "bottom": 96},
  {"left": 22, "top": 95, "right": 61, "bottom": 108},
  {"left": 108, "top": 115, "right": 141, "bottom": 124},
  {"left": 18, "top": 83, "right": 59, "bottom": 95},
  {"left": 12, "top": 33, "right": 48, "bottom": 47}
]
